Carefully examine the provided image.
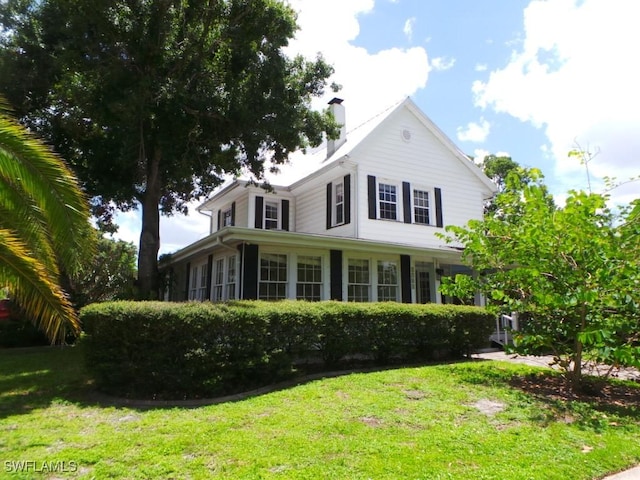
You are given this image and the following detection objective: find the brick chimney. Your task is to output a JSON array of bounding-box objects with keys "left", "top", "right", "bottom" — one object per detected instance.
[{"left": 327, "top": 97, "right": 346, "bottom": 159}]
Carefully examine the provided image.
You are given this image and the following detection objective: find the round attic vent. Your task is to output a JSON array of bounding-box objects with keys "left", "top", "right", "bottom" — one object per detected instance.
[{"left": 402, "top": 128, "right": 412, "bottom": 142}]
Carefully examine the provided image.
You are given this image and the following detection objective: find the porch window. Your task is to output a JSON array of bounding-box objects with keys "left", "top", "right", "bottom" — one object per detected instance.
[
  {"left": 259, "top": 253, "right": 288, "bottom": 299},
  {"left": 212, "top": 258, "right": 224, "bottom": 301},
  {"left": 226, "top": 255, "right": 236, "bottom": 300},
  {"left": 189, "top": 267, "right": 199, "bottom": 300},
  {"left": 296, "top": 255, "right": 322, "bottom": 301},
  {"left": 378, "top": 183, "right": 397, "bottom": 220},
  {"left": 377, "top": 260, "right": 399, "bottom": 301},
  {"left": 348, "top": 258, "right": 370, "bottom": 302}
]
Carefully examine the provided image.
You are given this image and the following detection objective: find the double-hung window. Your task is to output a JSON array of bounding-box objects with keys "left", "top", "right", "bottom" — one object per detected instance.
[
  {"left": 378, "top": 183, "right": 397, "bottom": 220},
  {"left": 226, "top": 255, "right": 236, "bottom": 300},
  {"left": 265, "top": 201, "right": 279, "bottom": 230},
  {"left": 222, "top": 207, "right": 233, "bottom": 227},
  {"left": 413, "top": 189, "right": 431, "bottom": 225},
  {"left": 259, "top": 253, "right": 288, "bottom": 299},
  {"left": 212, "top": 258, "right": 224, "bottom": 301},
  {"left": 348, "top": 258, "right": 370, "bottom": 302},
  {"left": 377, "top": 260, "right": 399, "bottom": 301},
  {"left": 296, "top": 255, "right": 322, "bottom": 301},
  {"left": 334, "top": 181, "right": 345, "bottom": 225}
]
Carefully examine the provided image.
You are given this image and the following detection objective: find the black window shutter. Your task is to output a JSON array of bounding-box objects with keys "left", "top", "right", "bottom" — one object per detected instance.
[
  {"left": 367, "top": 175, "right": 377, "bottom": 219},
  {"left": 400, "top": 254, "right": 412, "bottom": 303},
  {"left": 282, "top": 199, "right": 290, "bottom": 231},
  {"left": 185, "top": 262, "right": 191, "bottom": 300},
  {"left": 402, "top": 181, "right": 412, "bottom": 224},
  {"left": 217, "top": 210, "right": 221, "bottom": 230},
  {"left": 434, "top": 187, "right": 443, "bottom": 228},
  {"left": 206, "top": 254, "right": 213, "bottom": 301},
  {"left": 326, "top": 183, "right": 332, "bottom": 230},
  {"left": 254, "top": 196, "right": 264, "bottom": 229},
  {"left": 344, "top": 174, "right": 351, "bottom": 224},
  {"left": 231, "top": 201, "right": 236, "bottom": 226},
  {"left": 240, "top": 243, "right": 259, "bottom": 300},
  {"left": 330, "top": 250, "right": 343, "bottom": 301}
]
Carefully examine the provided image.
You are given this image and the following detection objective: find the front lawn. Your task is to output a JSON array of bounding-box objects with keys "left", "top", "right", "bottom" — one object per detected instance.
[{"left": 0, "top": 346, "right": 639, "bottom": 479}]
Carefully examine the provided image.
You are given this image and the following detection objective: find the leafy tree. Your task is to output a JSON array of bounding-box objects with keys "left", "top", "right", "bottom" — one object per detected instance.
[
  {"left": 65, "top": 233, "right": 137, "bottom": 308},
  {"left": 0, "top": 0, "right": 339, "bottom": 298},
  {"left": 480, "top": 154, "right": 521, "bottom": 192},
  {"left": 441, "top": 169, "right": 640, "bottom": 391},
  {"left": 0, "top": 100, "right": 93, "bottom": 343}
]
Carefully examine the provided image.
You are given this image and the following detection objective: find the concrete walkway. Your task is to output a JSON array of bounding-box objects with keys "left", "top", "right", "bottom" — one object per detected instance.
[{"left": 473, "top": 350, "right": 640, "bottom": 479}]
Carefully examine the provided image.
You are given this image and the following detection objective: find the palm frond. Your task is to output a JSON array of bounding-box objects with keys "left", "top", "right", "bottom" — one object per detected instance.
[
  {"left": 0, "top": 229, "right": 80, "bottom": 343},
  {"left": 0, "top": 102, "right": 93, "bottom": 275}
]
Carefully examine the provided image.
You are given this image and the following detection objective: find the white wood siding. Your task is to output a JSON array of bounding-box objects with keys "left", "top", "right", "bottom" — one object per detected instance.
[
  {"left": 234, "top": 195, "right": 249, "bottom": 229},
  {"left": 293, "top": 168, "right": 356, "bottom": 237},
  {"left": 356, "top": 108, "right": 486, "bottom": 248}
]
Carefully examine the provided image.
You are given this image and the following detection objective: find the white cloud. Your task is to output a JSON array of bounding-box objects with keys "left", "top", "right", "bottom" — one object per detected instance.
[
  {"left": 474, "top": 63, "right": 488, "bottom": 72},
  {"left": 285, "top": 0, "right": 429, "bottom": 128},
  {"left": 473, "top": 0, "right": 640, "bottom": 203},
  {"left": 403, "top": 17, "right": 416, "bottom": 41},
  {"left": 457, "top": 118, "right": 491, "bottom": 143},
  {"left": 431, "top": 56, "right": 456, "bottom": 71}
]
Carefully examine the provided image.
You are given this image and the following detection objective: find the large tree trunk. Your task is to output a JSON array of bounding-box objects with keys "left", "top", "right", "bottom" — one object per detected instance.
[{"left": 137, "top": 148, "right": 162, "bottom": 299}]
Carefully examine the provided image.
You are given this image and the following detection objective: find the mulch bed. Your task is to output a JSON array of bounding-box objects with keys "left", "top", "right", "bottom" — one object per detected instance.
[{"left": 510, "top": 372, "right": 640, "bottom": 408}]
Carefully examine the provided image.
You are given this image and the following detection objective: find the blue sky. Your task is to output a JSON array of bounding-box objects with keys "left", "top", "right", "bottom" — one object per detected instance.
[{"left": 114, "top": 0, "right": 640, "bottom": 254}]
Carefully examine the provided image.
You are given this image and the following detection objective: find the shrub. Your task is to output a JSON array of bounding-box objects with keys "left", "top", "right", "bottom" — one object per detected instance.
[{"left": 81, "top": 301, "right": 494, "bottom": 399}]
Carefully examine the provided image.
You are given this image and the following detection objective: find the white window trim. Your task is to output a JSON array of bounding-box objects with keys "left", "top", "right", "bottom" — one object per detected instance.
[
  {"left": 264, "top": 200, "right": 280, "bottom": 230},
  {"left": 377, "top": 180, "right": 400, "bottom": 221},
  {"left": 332, "top": 179, "right": 345, "bottom": 227},
  {"left": 295, "top": 254, "right": 324, "bottom": 301},
  {"left": 212, "top": 258, "right": 225, "bottom": 301},
  {"left": 375, "top": 259, "right": 400, "bottom": 302},
  {"left": 226, "top": 255, "right": 237, "bottom": 300},
  {"left": 222, "top": 205, "right": 233, "bottom": 227},
  {"left": 412, "top": 187, "right": 432, "bottom": 226},
  {"left": 258, "top": 251, "right": 289, "bottom": 300},
  {"left": 189, "top": 261, "right": 209, "bottom": 301},
  {"left": 345, "top": 255, "right": 371, "bottom": 302}
]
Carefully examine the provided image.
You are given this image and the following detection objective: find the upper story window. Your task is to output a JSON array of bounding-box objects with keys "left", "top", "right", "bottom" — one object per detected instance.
[
  {"left": 216, "top": 201, "right": 235, "bottom": 231},
  {"left": 335, "top": 181, "right": 345, "bottom": 225},
  {"left": 326, "top": 174, "right": 351, "bottom": 229},
  {"left": 378, "top": 183, "right": 398, "bottom": 220},
  {"left": 368, "top": 176, "right": 443, "bottom": 227},
  {"left": 255, "top": 196, "right": 290, "bottom": 231},
  {"left": 222, "top": 208, "right": 233, "bottom": 227},
  {"left": 413, "top": 189, "right": 430, "bottom": 225},
  {"left": 264, "top": 201, "right": 279, "bottom": 230}
]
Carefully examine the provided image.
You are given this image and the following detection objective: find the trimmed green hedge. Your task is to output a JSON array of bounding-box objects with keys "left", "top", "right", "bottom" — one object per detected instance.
[{"left": 80, "top": 301, "right": 494, "bottom": 399}]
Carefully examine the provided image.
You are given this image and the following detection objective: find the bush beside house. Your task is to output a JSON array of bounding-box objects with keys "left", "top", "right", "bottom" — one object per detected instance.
[{"left": 80, "top": 301, "right": 494, "bottom": 399}]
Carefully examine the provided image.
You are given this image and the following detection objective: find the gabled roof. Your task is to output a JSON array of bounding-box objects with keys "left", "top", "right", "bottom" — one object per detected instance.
[{"left": 198, "top": 97, "right": 496, "bottom": 210}]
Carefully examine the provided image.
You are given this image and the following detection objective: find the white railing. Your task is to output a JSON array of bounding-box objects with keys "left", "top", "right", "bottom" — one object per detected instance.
[{"left": 491, "top": 313, "right": 519, "bottom": 346}]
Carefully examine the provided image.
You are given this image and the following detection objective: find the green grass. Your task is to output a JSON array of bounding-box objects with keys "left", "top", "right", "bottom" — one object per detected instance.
[{"left": 0, "top": 346, "right": 639, "bottom": 479}]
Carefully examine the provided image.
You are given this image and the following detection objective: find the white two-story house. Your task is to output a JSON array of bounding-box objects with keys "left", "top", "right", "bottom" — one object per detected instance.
[{"left": 162, "top": 97, "right": 496, "bottom": 304}]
